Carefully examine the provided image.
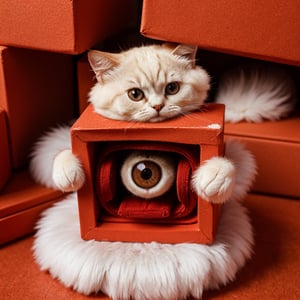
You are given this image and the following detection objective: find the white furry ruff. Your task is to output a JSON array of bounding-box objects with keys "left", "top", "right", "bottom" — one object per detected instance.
[
  {"left": 224, "top": 140, "right": 257, "bottom": 201},
  {"left": 33, "top": 194, "right": 253, "bottom": 300},
  {"left": 215, "top": 64, "right": 296, "bottom": 123},
  {"left": 30, "top": 125, "right": 71, "bottom": 189}
]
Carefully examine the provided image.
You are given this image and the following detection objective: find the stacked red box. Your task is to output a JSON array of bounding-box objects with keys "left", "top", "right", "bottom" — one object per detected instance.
[
  {"left": 141, "top": 0, "right": 300, "bottom": 66},
  {"left": 0, "top": 46, "right": 75, "bottom": 169},
  {"left": 77, "top": 55, "right": 94, "bottom": 113},
  {"left": 0, "top": 170, "right": 64, "bottom": 244},
  {"left": 225, "top": 116, "right": 300, "bottom": 198},
  {"left": 0, "top": 0, "right": 136, "bottom": 54},
  {"left": 0, "top": 0, "right": 137, "bottom": 243},
  {"left": 0, "top": 109, "right": 11, "bottom": 189},
  {"left": 140, "top": 0, "right": 300, "bottom": 198},
  {"left": 0, "top": 46, "right": 75, "bottom": 244}
]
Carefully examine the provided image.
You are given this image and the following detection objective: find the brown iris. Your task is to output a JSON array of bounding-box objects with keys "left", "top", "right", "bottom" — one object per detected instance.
[
  {"left": 165, "top": 82, "right": 180, "bottom": 95},
  {"left": 132, "top": 160, "right": 162, "bottom": 189},
  {"left": 127, "top": 88, "right": 144, "bottom": 101}
]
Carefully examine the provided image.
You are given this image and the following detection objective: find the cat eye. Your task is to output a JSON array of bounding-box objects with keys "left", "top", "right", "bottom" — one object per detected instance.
[
  {"left": 127, "top": 88, "right": 145, "bottom": 101},
  {"left": 165, "top": 82, "right": 180, "bottom": 95}
]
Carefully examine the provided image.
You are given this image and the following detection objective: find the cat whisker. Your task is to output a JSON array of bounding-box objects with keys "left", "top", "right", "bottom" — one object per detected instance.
[
  {"left": 177, "top": 111, "right": 197, "bottom": 120},
  {"left": 177, "top": 108, "right": 210, "bottom": 122},
  {"left": 199, "top": 103, "right": 210, "bottom": 112},
  {"left": 130, "top": 110, "right": 154, "bottom": 123},
  {"left": 124, "top": 120, "right": 139, "bottom": 129}
]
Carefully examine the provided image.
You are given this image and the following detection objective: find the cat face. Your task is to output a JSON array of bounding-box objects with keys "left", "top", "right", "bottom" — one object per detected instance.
[{"left": 88, "top": 44, "right": 210, "bottom": 122}]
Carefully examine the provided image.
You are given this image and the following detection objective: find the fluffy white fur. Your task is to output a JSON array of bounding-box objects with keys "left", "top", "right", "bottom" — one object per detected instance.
[
  {"left": 215, "top": 64, "right": 296, "bottom": 123},
  {"left": 30, "top": 125, "right": 71, "bottom": 189},
  {"left": 29, "top": 125, "right": 85, "bottom": 192},
  {"left": 192, "top": 156, "right": 236, "bottom": 204},
  {"left": 30, "top": 44, "right": 259, "bottom": 299},
  {"left": 29, "top": 123, "right": 257, "bottom": 300},
  {"left": 52, "top": 149, "right": 85, "bottom": 192},
  {"left": 33, "top": 193, "right": 253, "bottom": 300}
]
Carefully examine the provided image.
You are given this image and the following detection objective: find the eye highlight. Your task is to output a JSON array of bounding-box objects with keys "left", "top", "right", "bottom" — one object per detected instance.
[
  {"left": 127, "top": 88, "right": 144, "bottom": 101},
  {"left": 165, "top": 82, "right": 180, "bottom": 95}
]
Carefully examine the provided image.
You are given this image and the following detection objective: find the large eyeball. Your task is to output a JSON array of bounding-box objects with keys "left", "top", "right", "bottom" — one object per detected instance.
[{"left": 121, "top": 151, "right": 176, "bottom": 199}]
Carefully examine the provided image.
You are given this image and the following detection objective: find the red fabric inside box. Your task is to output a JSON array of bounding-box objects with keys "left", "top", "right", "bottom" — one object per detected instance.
[{"left": 96, "top": 142, "right": 199, "bottom": 221}]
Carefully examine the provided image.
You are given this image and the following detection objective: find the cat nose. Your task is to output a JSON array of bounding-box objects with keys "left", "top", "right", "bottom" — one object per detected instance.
[{"left": 153, "top": 104, "right": 164, "bottom": 112}]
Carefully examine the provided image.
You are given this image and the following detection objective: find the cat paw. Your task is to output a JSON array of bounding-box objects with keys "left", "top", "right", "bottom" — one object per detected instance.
[
  {"left": 52, "top": 149, "right": 85, "bottom": 192},
  {"left": 192, "top": 157, "right": 236, "bottom": 203}
]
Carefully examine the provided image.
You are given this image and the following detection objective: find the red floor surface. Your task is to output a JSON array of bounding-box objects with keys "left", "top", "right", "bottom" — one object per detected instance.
[{"left": 1, "top": 193, "right": 299, "bottom": 300}]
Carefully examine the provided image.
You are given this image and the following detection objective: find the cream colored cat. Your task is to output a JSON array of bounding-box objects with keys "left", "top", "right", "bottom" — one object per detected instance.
[
  {"left": 30, "top": 44, "right": 257, "bottom": 205},
  {"left": 30, "top": 44, "right": 298, "bottom": 299},
  {"left": 88, "top": 44, "right": 209, "bottom": 122}
]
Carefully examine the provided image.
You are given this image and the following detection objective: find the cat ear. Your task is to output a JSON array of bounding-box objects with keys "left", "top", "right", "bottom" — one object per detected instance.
[
  {"left": 171, "top": 44, "right": 198, "bottom": 67},
  {"left": 88, "top": 50, "right": 120, "bottom": 82}
]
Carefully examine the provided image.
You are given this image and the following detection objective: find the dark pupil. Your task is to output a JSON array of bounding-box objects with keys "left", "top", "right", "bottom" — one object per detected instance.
[
  {"left": 168, "top": 83, "right": 176, "bottom": 91},
  {"left": 132, "top": 89, "right": 141, "bottom": 98},
  {"left": 166, "top": 82, "right": 179, "bottom": 94},
  {"left": 141, "top": 168, "right": 152, "bottom": 180}
]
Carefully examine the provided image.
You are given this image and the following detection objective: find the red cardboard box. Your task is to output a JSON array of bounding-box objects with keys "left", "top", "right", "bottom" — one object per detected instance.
[
  {"left": 225, "top": 112, "right": 300, "bottom": 198},
  {"left": 71, "top": 104, "right": 224, "bottom": 244},
  {"left": 141, "top": 0, "right": 300, "bottom": 66},
  {"left": 0, "top": 0, "right": 136, "bottom": 54},
  {"left": 0, "top": 46, "right": 75, "bottom": 168},
  {"left": 0, "top": 170, "right": 64, "bottom": 244},
  {"left": 0, "top": 109, "right": 11, "bottom": 190},
  {"left": 77, "top": 54, "right": 94, "bottom": 113}
]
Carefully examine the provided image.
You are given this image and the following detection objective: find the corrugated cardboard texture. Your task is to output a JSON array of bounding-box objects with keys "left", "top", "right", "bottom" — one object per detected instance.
[{"left": 141, "top": 0, "right": 300, "bottom": 66}]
